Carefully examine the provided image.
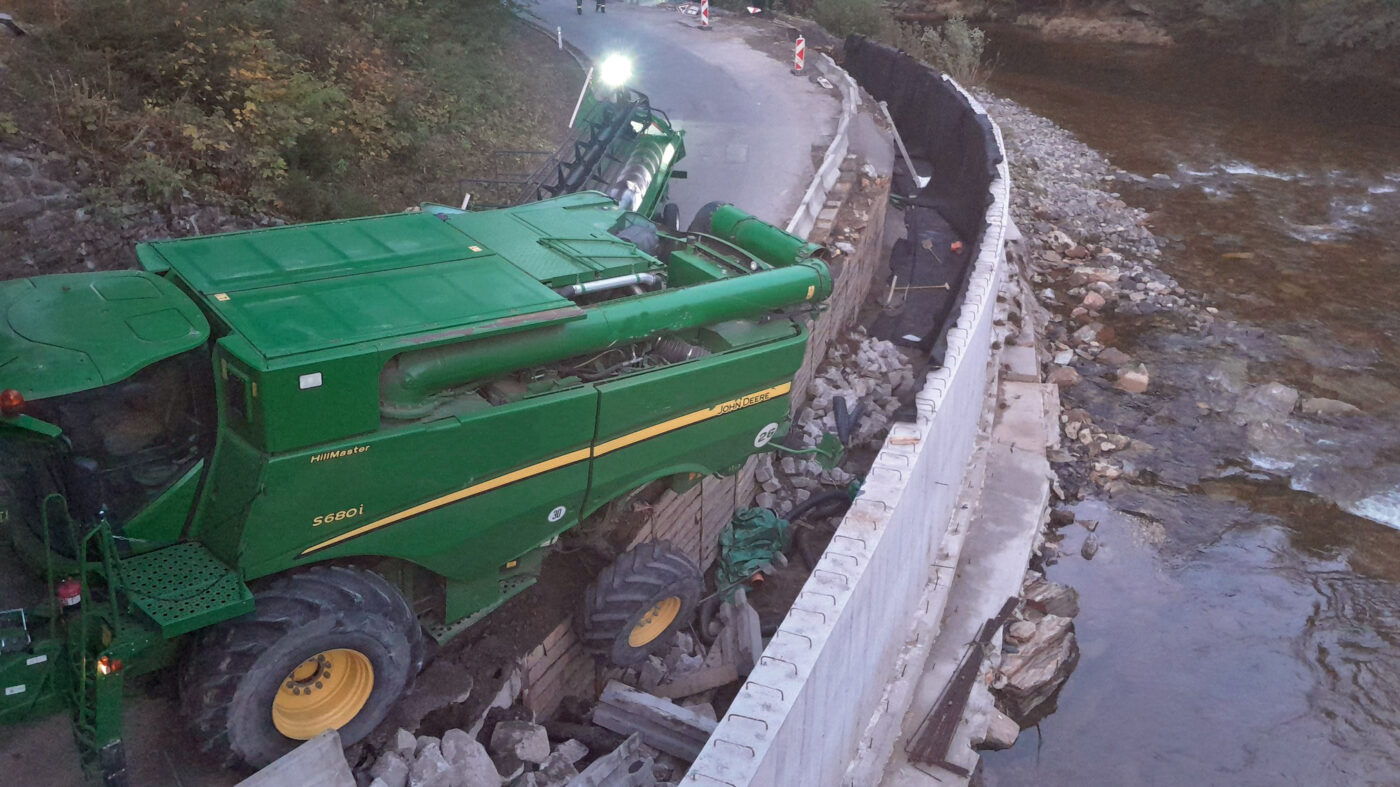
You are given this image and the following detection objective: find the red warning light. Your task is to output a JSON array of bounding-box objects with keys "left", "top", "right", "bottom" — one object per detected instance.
[{"left": 0, "top": 389, "right": 23, "bottom": 416}]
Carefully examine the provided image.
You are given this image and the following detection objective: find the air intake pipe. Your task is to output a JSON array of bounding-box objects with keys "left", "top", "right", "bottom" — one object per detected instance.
[
  {"left": 380, "top": 259, "right": 832, "bottom": 419},
  {"left": 704, "top": 204, "right": 828, "bottom": 268}
]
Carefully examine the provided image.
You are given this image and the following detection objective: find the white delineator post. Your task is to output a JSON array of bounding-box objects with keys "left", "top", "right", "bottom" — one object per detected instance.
[
  {"left": 700, "top": 0, "right": 711, "bottom": 29},
  {"left": 791, "top": 35, "right": 806, "bottom": 75}
]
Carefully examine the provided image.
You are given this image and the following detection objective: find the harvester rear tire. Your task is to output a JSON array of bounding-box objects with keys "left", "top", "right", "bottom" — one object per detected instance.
[
  {"left": 179, "top": 565, "right": 422, "bottom": 770},
  {"left": 579, "top": 541, "right": 702, "bottom": 667}
]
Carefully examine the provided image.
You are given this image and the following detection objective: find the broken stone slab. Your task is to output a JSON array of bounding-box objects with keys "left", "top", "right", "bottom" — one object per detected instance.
[
  {"left": 407, "top": 741, "right": 452, "bottom": 787},
  {"left": 237, "top": 730, "right": 355, "bottom": 787},
  {"left": 591, "top": 681, "right": 719, "bottom": 761},
  {"left": 370, "top": 751, "right": 410, "bottom": 787},
  {"left": 1005, "top": 620, "right": 1036, "bottom": 645},
  {"left": 652, "top": 663, "right": 740, "bottom": 699},
  {"left": 530, "top": 750, "right": 580, "bottom": 787},
  {"left": 554, "top": 739, "right": 588, "bottom": 765},
  {"left": 393, "top": 729, "right": 418, "bottom": 760},
  {"left": 1022, "top": 578, "right": 1079, "bottom": 618},
  {"left": 997, "top": 614, "right": 1079, "bottom": 724},
  {"left": 571, "top": 734, "right": 655, "bottom": 787},
  {"left": 441, "top": 728, "right": 501, "bottom": 786},
  {"left": 977, "top": 709, "right": 1021, "bottom": 751},
  {"left": 489, "top": 720, "right": 551, "bottom": 764}
]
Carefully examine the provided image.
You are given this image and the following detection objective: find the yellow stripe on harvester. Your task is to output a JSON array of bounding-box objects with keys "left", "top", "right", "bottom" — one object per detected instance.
[{"left": 299, "top": 382, "right": 791, "bottom": 557}]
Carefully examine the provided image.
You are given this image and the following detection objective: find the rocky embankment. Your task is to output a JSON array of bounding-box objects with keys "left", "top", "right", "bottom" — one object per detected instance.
[
  {"left": 975, "top": 91, "right": 1400, "bottom": 548},
  {"left": 1, "top": 145, "right": 277, "bottom": 280}
]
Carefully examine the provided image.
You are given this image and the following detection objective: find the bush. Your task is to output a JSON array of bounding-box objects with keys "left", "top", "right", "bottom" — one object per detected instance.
[
  {"left": 6, "top": 0, "right": 575, "bottom": 219},
  {"left": 889, "top": 16, "right": 991, "bottom": 84},
  {"left": 811, "top": 0, "right": 892, "bottom": 38}
]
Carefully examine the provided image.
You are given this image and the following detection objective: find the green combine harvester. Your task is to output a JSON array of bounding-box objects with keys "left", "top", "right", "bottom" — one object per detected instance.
[{"left": 0, "top": 87, "right": 832, "bottom": 781}]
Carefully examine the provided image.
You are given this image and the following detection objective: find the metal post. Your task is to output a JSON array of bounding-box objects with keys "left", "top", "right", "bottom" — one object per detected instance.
[
  {"left": 878, "top": 100, "right": 931, "bottom": 192},
  {"left": 568, "top": 67, "right": 595, "bottom": 129}
]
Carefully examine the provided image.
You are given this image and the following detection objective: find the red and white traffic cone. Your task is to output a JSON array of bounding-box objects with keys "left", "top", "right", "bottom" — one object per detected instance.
[
  {"left": 791, "top": 35, "right": 806, "bottom": 75},
  {"left": 699, "top": 0, "right": 711, "bottom": 29}
]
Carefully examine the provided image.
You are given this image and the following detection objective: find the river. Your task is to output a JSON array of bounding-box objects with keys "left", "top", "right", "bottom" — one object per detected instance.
[{"left": 977, "top": 30, "right": 1400, "bottom": 785}]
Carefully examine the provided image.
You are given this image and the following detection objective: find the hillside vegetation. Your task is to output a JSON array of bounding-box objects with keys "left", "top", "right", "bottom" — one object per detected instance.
[{"left": 0, "top": 0, "right": 579, "bottom": 220}]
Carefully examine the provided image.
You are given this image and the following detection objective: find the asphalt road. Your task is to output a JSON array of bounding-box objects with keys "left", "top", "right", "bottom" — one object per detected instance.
[
  {"left": 0, "top": 8, "right": 844, "bottom": 786},
  {"left": 531, "top": 0, "right": 840, "bottom": 228}
]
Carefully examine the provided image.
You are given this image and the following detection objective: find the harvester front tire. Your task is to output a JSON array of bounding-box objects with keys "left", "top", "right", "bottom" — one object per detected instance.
[
  {"left": 179, "top": 566, "right": 422, "bottom": 770},
  {"left": 579, "top": 541, "right": 702, "bottom": 667}
]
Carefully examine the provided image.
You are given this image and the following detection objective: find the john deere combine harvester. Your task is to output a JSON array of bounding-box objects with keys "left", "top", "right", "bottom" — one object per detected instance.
[{"left": 0, "top": 87, "right": 832, "bottom": 781}]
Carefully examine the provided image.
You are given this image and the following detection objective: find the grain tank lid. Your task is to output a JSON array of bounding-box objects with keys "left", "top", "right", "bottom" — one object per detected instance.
[
  {"left": 436, "top": 192, "right": 662, "bottom": 286},
  {"left": 136, "top": 211, "right": 487, "bottom": 295},
  {"left": 200, "top": 253, "right": 582, "bottom": 362},
  {"left": 0, "top": 272, "right": 209, "bottom": 400}
]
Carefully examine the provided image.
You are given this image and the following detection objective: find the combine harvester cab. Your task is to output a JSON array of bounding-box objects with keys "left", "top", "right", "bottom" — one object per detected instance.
[{"left": 0, "top": 189, "right": 831, "bottom": 777}]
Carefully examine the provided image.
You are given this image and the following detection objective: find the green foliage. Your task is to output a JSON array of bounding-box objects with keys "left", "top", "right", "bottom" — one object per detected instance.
[
  {"left": 890, "top": 16, "right": 991, "bottom": 84},
  {"left": 0, "top": 113, "right": 17, "bottom": 138},
  {"left": 8, "top": 0, "right": 575, "bottom": 218},
  {"left": 811, "top": 0, "right": 893, "bottom": 38}
]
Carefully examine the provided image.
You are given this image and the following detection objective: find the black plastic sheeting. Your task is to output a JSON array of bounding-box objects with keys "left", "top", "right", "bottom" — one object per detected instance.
[
  {"left": 843, "top": 35, "right": 1001, "bottom": 241},
  {"left": 842, "top": 35, "right": 1002, "bottom": 362}
]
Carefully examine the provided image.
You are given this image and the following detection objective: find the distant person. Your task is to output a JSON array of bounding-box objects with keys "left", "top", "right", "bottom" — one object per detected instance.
[
  {"left": 596, "top": 0, "right": 605, "bottom": 12},
  {"left": 577, "top": 0, "right": 583, "bottom": 14}
]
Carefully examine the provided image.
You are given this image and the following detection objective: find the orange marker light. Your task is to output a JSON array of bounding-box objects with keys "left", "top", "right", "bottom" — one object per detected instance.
[{"left": 0, "top": 389, "right": 23, "bottom": 416}]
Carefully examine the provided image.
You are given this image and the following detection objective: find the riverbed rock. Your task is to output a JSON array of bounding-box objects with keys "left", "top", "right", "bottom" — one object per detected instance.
[
  {"left": 1116, "top": 366, "right": 1150, "bottom": 394},
  {"left": 1231, "top": 382, "right": 1300, "bottom": 425},
  {"left": 1300, "top": 396, "right": 1362, "bottom": 416},
  {"left": 1047, "top": 366, "right": 1081, "bottom": 389},
  {"left": 1096, "top": 346, "right": 1133, "bottom": 366}
]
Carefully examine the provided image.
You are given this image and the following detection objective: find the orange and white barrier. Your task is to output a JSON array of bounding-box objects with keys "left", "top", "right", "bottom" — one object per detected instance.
[
  {"left": 792, "top": 35, "right": 806, "bottom": 74},
  {"left": 700, "top": 0, "right": 710, "bottom": 28}
]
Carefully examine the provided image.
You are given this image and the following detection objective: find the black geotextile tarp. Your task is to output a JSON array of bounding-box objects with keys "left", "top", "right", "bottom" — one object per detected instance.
[
  {"left": 843, "top": 35, "right": 1002, "bottom": 243},
  {"left": 843, "top": 35, "right": 1002, "bottom": 360}
]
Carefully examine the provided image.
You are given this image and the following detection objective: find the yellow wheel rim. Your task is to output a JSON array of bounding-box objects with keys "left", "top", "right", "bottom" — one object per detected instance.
[
  {"left": 271, "top": 648, "right": 374, "bottom": 740},
  {"left": 628, "top": 597, "right": 682, "bottom": 647}
]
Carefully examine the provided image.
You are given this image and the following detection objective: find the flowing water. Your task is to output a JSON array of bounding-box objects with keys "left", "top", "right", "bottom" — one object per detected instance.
[{"left": 978, "top": 32, "right": 1400, "bottom": 785}]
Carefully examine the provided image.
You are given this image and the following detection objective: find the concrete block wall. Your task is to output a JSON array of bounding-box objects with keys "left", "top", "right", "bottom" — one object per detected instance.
[{"left": 685, "top": 70, "right": 1011, "bottom": 786}]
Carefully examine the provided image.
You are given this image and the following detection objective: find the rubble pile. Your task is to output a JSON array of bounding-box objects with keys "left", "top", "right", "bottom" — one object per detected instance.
[{"left": 754, "top": 328, "right": 917, "bottom": 513}]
